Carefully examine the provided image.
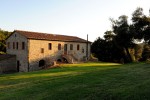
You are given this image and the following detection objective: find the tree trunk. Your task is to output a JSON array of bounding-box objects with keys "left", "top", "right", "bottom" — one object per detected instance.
[{"left": 124, "top": 47, "right": 135, "bottom": 62}]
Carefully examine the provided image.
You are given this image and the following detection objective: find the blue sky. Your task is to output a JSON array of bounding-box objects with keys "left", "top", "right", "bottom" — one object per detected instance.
[{"left": 0, "top": 0, "right": 150, "bottom": 41}]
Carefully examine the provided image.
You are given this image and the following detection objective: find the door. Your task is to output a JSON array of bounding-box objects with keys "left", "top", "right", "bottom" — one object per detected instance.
[
  {"left": 17, "top": 60, "right": 20, "bottom": 72},
  {"left": 64, "top": 44, "right": 67, "bottom": 55}
]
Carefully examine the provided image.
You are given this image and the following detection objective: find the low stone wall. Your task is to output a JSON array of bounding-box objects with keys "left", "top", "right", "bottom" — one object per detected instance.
[{"left": 0, "top": 55, "right": 16, "bottom": 74}]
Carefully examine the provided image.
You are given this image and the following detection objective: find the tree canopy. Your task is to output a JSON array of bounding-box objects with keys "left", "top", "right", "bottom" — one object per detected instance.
[{"left": 91, "top": 7, "right": 150, "bottom": 63}]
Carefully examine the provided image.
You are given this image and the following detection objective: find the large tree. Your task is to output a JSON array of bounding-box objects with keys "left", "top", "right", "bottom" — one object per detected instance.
[
  {"left": 110, "top": 15, "right": 134, "bottom": 62},
  {"left": 92, "top": 7, "right": 150, "bottom": 63}
]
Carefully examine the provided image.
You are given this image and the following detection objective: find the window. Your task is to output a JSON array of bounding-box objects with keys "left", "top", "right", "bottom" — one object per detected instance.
[
  {"left": 77, "top": 44, "right": 80, "bottom": 51},
  {"left": 13, "top": 42, "right": 15, "bottom": 49},
  {"left": 70, "top": 44, "right": 73, "bottom": 50},
  {"left": 16, "top": 42, "right": 18, "bottom": 50},
  {"left": 82, "top": 48, "right": 84, "bottom": 53},
  {"left": 48, "top": 43, "right": 52, "bottom": 50},
  {"left": 41, "top": 48, "right": 44, "bottom": 53},
  {"left": 22, "top": 42, "right": 25, "bottom": 50},
  {"left": 58, "top": 43, "right": 61, "bottom": 50},
  {"left": 7, "top": 42, "right": 10, "bottom": 49}
]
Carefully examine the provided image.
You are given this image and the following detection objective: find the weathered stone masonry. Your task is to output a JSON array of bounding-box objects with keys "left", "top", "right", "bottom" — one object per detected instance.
[
  {"left": 0, "top": 55, "right": 16, "bottom": 73},
  {"left": 6, "top": 30, "right": 91, "bottom": 72}
]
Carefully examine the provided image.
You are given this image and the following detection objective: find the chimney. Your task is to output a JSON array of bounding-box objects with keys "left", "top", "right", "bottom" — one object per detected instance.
[{"left": 86, "top": 34, "right": 89, "bottom": 60}]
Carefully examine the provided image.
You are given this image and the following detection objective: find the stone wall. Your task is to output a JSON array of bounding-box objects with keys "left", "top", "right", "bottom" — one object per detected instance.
[
  {"left": 6, "top": 32, "right": 28, "bottom": 72},
  {"left": 6, "top": 31, "right": 91, "bottom": 72},
  {"left": 0, "top": 56, "right": 16, "bottom": 73},
  {"left": 28, "top": 39, "right": 91, "bottom": 71}
]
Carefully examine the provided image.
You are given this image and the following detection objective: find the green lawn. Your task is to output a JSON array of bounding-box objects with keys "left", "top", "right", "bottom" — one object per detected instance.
[{"left": 0, "top": 62, "right": 150, "bottom": 100}]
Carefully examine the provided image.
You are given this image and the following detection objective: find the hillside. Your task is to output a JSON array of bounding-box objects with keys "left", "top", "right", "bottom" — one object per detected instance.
[{"left": 0, "top": 62, "right": 150, "bottom": 100}]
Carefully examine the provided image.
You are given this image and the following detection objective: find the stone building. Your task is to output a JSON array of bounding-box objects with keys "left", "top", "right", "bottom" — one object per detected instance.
[{"left": 5, "top": 30, "right": 91, "bottom": 72}]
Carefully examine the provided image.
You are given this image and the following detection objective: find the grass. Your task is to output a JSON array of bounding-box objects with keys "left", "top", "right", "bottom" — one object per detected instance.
[{"left": 0, "top": 62, "right": 150, "bottom": 100}]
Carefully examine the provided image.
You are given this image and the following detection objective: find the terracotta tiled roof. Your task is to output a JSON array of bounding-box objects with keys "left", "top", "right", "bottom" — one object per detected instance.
[{"left": 14, "top": 30, "right": 91, "bottom": 43}]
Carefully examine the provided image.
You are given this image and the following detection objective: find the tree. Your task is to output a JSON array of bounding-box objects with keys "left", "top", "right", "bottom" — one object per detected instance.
[
  {"left": 131, "top": 7, "right": 150, "bottom": 61},
  {"left": 92, "top": 7, "right": 150, "bottom": 63},
  {"left": 0, "top": 29, "right": 12, "bottom": 54},
  {"left": 132, "top": 7, "right": 150, "bottom": 42},
  {"left": 91, "top": 37, "right": 114, "bottom": 62},
  {"left": 134, "top": 44, "right": 144, "bottom": 61},
  {"left": 141, "top": 44, "right": 150, "bottom": 61},
  {"left": 103, "top": 30, "right": 114, "bottom": 41},
  {"left": 91, "top": 32, "right": 123, "bottom": 62},
  {"left": 110, "top": 15, "right": 134, "bottom": 62},
  {"left": 91, "top": 37, "right": 105, "bottom": 61}
]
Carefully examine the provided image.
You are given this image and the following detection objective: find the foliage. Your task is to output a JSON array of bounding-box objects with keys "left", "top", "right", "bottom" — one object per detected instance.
[
  {"left": 91, "top": 37, "right": 123, "bottom": 62},
  {"left": 0, "top": 29, "right": 12, "bottom": 53},
  {"left": 103, "top": 30, "right": 114, "bottom": 41},
  {"left": 91, "top": 37, "right": 114, "bottom": 62},
  {"left": 111, "top": 15, "right": 135, "bottom": 62},
  {"left": 132, "top": 7, "right": 150, "bottom": 42},
  {"left": 134, "top": 44, "right": 144, "bottom": 61},
  {"left": 141, "top": 44, "right": 150, "bottom": 61},
  {"left": 92, "top": 7, "right": 150, "bottom": 62}
]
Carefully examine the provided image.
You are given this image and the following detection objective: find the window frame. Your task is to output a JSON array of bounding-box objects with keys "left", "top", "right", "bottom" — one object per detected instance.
[
  {"left": 77, "top": 44, "right": 80, "bottom": 51},
  {"left": 48, "top": 43, "right": 52, "bottom": 50},
  {"left": 58, "top": 43, "right": 61, "bottom": 50},
  {"left": 22, "top": 42, "right": 25, "bottom": 50},
  {"left": 70, "top": 44, "right": 73, "bottom": 50},
  {"left": 7, "top": 42, "right": 10, "bottom": 49},
  {"left": 41, "top": 48, "right": 44, "bottom": 53},
  {"left": 13, "top": 42, "right": 15, "bottom": 49},
  {"left": 82, "top": 48, "right": 84, "bottom": 53},
  {"left": 16, "top": 42, "right": 18, "bottom": 50}
]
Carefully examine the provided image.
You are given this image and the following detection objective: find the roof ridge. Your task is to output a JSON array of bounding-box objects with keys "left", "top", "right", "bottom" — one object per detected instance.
[
  {"left": 13, "top": 30, "right": 91, "bottom": 43},
  {"left": 15, "top": 30, "right": 78, "bottom": 38},
  {"left": 15, "top": 30, "right": 53, "bottom": 35}
]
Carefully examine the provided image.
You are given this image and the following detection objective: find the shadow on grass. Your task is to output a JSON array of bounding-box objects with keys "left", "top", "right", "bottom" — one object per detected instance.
[
  {"left": 1, "top": 62, "right": 150, "bottom": 100},
  {"left": 0, "top": 62, "right": 121, "bottom": 81}
]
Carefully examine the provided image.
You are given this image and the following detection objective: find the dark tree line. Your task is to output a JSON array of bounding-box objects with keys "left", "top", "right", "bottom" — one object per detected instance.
[
  {"left": 0, "top": 29, "right": 12, "bottom": 54},
  {"left": 91, "top": 7, "right": 150, "bottom": 63}
]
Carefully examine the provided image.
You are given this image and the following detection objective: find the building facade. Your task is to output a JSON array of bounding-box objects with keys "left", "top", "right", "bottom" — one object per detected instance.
[{"left": 6, "top": 30, "right": 91, "bottom": 72}]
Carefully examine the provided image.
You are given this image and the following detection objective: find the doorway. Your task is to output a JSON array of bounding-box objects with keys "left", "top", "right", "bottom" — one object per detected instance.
[
  {"left": 17, "top": 60, "right": 20, "bottom": 72},
  {"left": 39, "top": 60, "right": 45, "bottom": 67}
]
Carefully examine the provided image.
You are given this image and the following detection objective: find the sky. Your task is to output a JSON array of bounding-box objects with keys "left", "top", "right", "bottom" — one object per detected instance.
[{"left": 0, "top": 0, "right": 150, "bottom": 42}]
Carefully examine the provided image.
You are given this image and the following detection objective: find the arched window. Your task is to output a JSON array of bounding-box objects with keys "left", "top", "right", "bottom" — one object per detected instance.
[
  {"left": 39, "top": 60, "right": 45, "bottom": 67},
  {"left": 57, "top": 59, "right": 62, "bottom": 62},
  {"left": 58, "top": 43, "right": 61, "bottom": 50}
]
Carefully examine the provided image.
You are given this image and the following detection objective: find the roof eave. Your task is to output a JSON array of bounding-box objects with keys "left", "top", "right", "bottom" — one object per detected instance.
[{"left": 27, "top": 38, "right": 91, "bottom": 43}]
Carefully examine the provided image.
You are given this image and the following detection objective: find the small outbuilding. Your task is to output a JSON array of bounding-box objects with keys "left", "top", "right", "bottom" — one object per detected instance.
[{"left": 0, "top": 54, "right": 17, "bottom": 73}]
